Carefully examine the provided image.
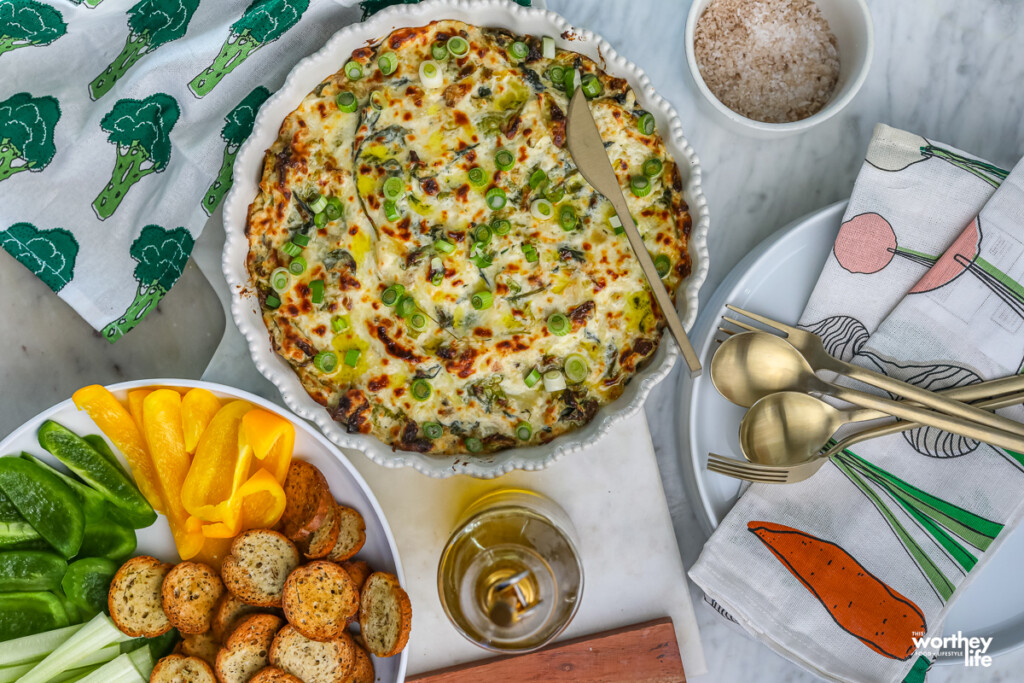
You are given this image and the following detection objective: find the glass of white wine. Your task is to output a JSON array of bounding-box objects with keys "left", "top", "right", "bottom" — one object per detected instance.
[{"left": 437, "top": 488, "right": 584, "bottom": 653}]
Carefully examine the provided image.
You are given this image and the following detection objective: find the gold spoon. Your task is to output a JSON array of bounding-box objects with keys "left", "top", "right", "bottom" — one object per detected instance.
[{"left": 711, "top": 332, "right": 1024, "bottom": 453}]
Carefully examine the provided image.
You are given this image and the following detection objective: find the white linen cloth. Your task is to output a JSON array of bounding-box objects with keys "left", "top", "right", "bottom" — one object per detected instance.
[{"left": 690, "top": 124, "right": 1024, "bottom": 683}]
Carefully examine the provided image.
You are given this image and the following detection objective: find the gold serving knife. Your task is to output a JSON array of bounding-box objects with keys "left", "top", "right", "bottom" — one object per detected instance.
[{"left": 566, "top": 88, "right": 702, "bottom": 376}]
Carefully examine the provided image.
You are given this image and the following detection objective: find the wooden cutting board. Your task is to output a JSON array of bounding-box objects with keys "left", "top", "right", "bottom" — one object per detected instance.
[{"left": 407, "top": 618, "right": 685, "bottom": 683}]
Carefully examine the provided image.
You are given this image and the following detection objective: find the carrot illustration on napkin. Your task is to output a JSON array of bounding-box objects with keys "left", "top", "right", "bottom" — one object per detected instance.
[{"left": 748, "top": 521, "right": 926, "bottom": 660}]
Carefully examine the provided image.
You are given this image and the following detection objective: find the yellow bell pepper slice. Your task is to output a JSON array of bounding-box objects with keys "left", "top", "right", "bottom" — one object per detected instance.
[
  {"left": 200, "top": 468, "right": 287, "bottom": 538},
  {"left": 191, "top": 536, "right": 234, "bottom": 571},
  {"left": 182, "top": 400, "right": 253, "bottom": 523},
  {"left": 181, "top": 388, "right": 222, "bottom": 454},
  {"left": 142, "top": 390, "right": 205, "bottom": 560},
  {"left": 72, "top": 385, "right": 164, "bottom": 512},
  {"left": 241, "top": 409, "right": 295, "bottom": 483},
  {"left": 127, "top": 390, "right": 151, "bottom": 436}
]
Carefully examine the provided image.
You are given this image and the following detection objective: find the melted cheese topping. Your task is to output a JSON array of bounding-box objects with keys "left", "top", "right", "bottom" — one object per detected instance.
[{"left": 246, "top": 21, "right": 692, "bottom": 455}]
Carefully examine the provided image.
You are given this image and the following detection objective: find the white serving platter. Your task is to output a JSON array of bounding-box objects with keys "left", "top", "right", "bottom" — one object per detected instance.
[
  {"left": 221, "top": 0, "right": 710, "bottom": 478},
  {"left": 0, "top": 379, "right": 407, "bottom": 682},
  {"left": 676, "top": 201, "right": 1024, "bottom": 661}
]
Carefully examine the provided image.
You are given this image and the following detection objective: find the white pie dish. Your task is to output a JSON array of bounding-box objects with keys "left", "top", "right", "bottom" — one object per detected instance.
[{"left": 222, "top": 0, "right": 710, "bottom": 478}]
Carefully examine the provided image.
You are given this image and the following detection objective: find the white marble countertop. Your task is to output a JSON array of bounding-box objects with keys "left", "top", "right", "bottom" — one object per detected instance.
[{"left": 3, "top": 0, "right": 1024, "bottom": 681}]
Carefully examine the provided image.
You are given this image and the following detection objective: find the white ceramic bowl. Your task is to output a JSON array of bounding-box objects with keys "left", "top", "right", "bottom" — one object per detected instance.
[
  {"left": 222, "top": 0, "right": 710, "bottom": 478},
  {"left": 684, "top": 0, "right": 873, "bottom": 137}
]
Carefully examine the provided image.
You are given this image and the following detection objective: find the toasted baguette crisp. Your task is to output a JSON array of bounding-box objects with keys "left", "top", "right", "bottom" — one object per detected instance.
[
  {"left": 211, "top": 593, "right": 264, "bottom": 643},
  {"left": 149, "top": 654, "right": 217, "bottom": 683},
  {"left": 302, "top": 504, "right": 340, "bottom": 560},
  {"left": 249, "top": 667, "right": 302, "bottom": 683},
  {"left": 338, "top": 560, "right": 371, "bottom": 592},
  {"left": 350, "top": 644, "right": 375, "bottom": 683},
  {"left": 326, "top": 506, "right": 366, "bottom": 563},
  {"left": 161, "top": 561, "right": 224, "bottom": 634},
  {"left": 180, "top": 632, "right": 220, "bottom": 668},
  {"left": 282, "top": 561, "right": 358, "bottom": 641},
  {"left": 277, "top": 461, "right": 332, "bottom": 544},
  {"left": 215, "top": 613, "right": 284, "bottom": 683},
  {"left": 221, "top": 529, "right": 300, "bottom": 607},
  {"left": 359, "top": 572, "right": 412, "bottom": 657},
  {"left": 109, "top": 555, "right": 174, "bottom": 638},
  {"left": 269, "top": 625, "right": 355, "bottom": 683}
]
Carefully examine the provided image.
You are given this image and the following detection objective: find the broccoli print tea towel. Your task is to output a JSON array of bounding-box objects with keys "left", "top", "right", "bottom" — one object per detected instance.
[
  {"left": 690, "top": 124, "right": 1024, "bottom": 683},
  {"left": 0, "top": 0, "right": 495, "bottom": 340}
]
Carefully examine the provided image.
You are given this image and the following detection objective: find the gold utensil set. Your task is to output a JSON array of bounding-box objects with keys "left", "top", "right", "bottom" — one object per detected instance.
[{"left": 707, "top": 305, "right": 1024, "bottom": 484}]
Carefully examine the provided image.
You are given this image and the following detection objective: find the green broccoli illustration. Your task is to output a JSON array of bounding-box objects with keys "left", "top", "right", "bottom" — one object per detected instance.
[
  {"left": 0, "top": 0, "right": 66, "bottom": 58},
  {"left": 102, "top": 224, "right": 194, "bottom": 341},
  {"left": 0, "top": 92, "right": 61, "bottom": 182},
  {"left": 188, "top": 0, "right": 309, "bottom": 99},
  {"left": 202, "top": 86, "right": 271, "bottom": 216},
  {"left": 68, "top": 0, "right": 106, "bottom": 8},
  {"left": 93, "top": 93, "right": 180, "bottom": 220},
  {"left": 89, "top": 0, "right": 200, "bottom": 100},
  {"left": 0, "top": 222, "right": 78, "bottom": 292}
]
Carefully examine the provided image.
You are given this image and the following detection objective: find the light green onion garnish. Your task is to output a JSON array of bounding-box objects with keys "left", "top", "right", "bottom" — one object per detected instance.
[
  {"left": 564, "top": 354, "right": 589, "bottom": 383},
  {"left": 609, "top": 215, "right": 625, "bottom": 235},
  {"left": 495, "top": 149, "right": 515, "bottom": 170},
  {"left": 292, "top": 233, "right": 310, "bottom": 247},
  {"left": 564, "top": 68, "right": 581, "bottom": 96},
  {"left": 516, "top": 421, "right": 533, "bottom": 440},
  {"left": 331, "top": 315, "right": 350, "bottom": 332},
  {"left": 642, "top": 158, "right": 664, "bottom": 178},
  {"left": 548, "top": 65, "right": 565, "bottom": 87},
  {"left": 265, "top": 294, "right": 281, "bottom": 309},
  {"left": 344, "top": 348, "right": 361, "bottom": 367},
  {"left": 378, "top": 51, "right": 398, "bottom": 75},
  {"left": 309, "top": 279, "right": 324, "bottom": 304},
  {"left": 431, "top": 41, "right": 449, "bottom": 60},
  {"left": 524, "top": 367, "right": 541, "bottom": 387},
  {"left": 464, "top": 437, "right": 483, "bottom": 453},
  {"left": 384, "top": 200, "right": 400, "bottom": 222},
  {"left": 508, "top": 40, "right": 529, "bottom": 61},
  {"left": 491, "top": 218, "right": 511, "bottom": 235},
  {"left": 654, "top": 253, "right": 671, "bottom": 278},
  {"left": 434, "top": 238, "right": 456, "bottom": 254},
  {"left": 544, "top": 183, "right": 564, "bottom": 203},
  {"left": 270, "top": 268, "right": 291, "bottom": 293},
  {"left": 529, "top": 168, "right": 547, "bottom": 189},
  {"left": 581, "top": 74, "right": 603, "bottom": 99},
  {"left": 288, "top": 256, "right": 307, "bottom": 276},
  {"left": 336, "top": 91, "right": 357, "bottom": 112},
  {"left": 542, "top": 36, "right": 555, "bottom": 59},
  {"left": 370, "top": 90, "right": 386, "bottom": 110},
  {"left": 281, "top": 241, "right": 302, "bottom": 257},
  {"left": 313, "top": 350, "right": 338, "bottom": 373},
  {"left": 381, "top": 284, "right": 404, "bottom": 306},
  {"left": 396, "top": 295, "right": 417, "bottom": 318},
  {"left": 485, "top": 187, "right": 507, "bottom": 210},
  {"left": 542, "top": 369, "right": 567, "bottom": 392},
  {"left": 559, "top": 205, "right": 577, "bottom": 231},
  {"left": 522, "top": 243, "right": 539, "bottom": 263},
  {"left": 474, "top": 224, "right": 492, "bottom": 245},
  {"left": 411, "top": 378, "right": 432, "bottom": 401},
  {"left": 314, "top": 212, "right": 327, "bottom": 229},
  {"left": 630, "top": 175, "right": 652, "bottom": 197},
  {"left": 468, "top": 167, "right": 487, "bottom": 187},
  {"left": 325, "top": 197, "right": 343, "bottom": 221},
  {"left": 409, "top": 311, "right": 427, "bottom": 330},
  {"left": 447, "top": 36, "right": 469, "bottom": 57},
  {"left": 547, "top": 312, "right": 570, "bottom": 336},
  {"left": 308, "top": 193, "right": 328, "bottom": 214},
  {"left": 344, "top": 60, "right": 363, "bottom": 80},
  {"left": 530, "top": 198, "right": 553, "bottom": 220},
  {"left": 423, "top": 421, "right": 443, "bottom": 439},
  {"left": 419, "top": 59, "right": 443, "bottom": 88},
  {"left": 471, "top": 291, "right": 493, "bottom": 310},
  {"left": 637, "top": 111, "right": 655, "bottom": 135},
  {"left": 383, "top": 176, "right": 405, "bottom": 200}
]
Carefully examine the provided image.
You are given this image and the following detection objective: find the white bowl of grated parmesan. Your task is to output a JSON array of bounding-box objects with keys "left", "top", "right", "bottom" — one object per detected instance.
[{"left": 685, "top": 0, "right": 873, "bottom": 137}]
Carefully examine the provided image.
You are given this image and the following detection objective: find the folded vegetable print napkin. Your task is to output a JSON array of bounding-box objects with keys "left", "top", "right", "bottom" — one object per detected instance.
[
  {"left": 690, "top": 124, "right": 1024, "bottom": 683},
  {"left": 0, "top": 0, "right": 532, "bottom": 341}
]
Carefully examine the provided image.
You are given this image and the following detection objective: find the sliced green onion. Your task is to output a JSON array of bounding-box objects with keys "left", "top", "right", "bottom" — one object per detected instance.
[
  {"left": 491, "top": 218, "right": 511, "bottom": 235},
  {"left": 384, "top": 200, "right": 400, "bottom": 221},
  {"left": 377, "top": 51, "right": 398, "bottom": 75},
  {"left": 314, "top": 211, "right": 327, "bottom": 228},
  {"left": 474, "top": 224, "right": 493, "bottom": 245},
  {"left": 423, "top": 421, "right": 443, "bottom": 439},
  {"left": 383, "top": 176, "right": 405, "bottom": 200},
  {"left": 396, "top": 295, "right": 417, "bottom": 318},
  {"left": 642, "top": 157, "right": 664, "bottom": 178},
  {"left": 516, "top": 421, "right": 533, "bottom": 440},
  {"left": 522, "top": 243, "right": 539, "bottom": 263},
  {"left": 564, "top": 68, "right": 581, "bottom": 96},
  {"left": 468, "top": 167, "right": 487, "bottom": 187},
  {"left": 630, "top": 175, "right": 652, "bottom": 197},
  {"left": 581, "top": 73, "right": 603, "bottom": 99},
  {"left": 434, "top": 238, "right": 456, "bottom": 254},
  {"left": 270, "top": 268, "right": 291, "bottom": 293},
  {"left": 344, "top": 348, "right": 361, "bottom": 367},
  {"left": 558, "top": 204, "right": 577, "bottom": 231},
  {"left": 411, "top": 379, "right": 432, "bottom": 401},
  {"left": 336, "top": 91, "right": 357, "bottom": 112},
  {"left": 542, "top": 369, "right": 567, "bottom": 392},
  {"left": 544, "top": 183, "right": 564, "bottom": 202},
  {"left": 419, "top": 59, "right": 443, "bottom": 88},
  {"left": 370, "top": 90, "right": 386, "bottom": 110},
  {"left": 382, "top": 284, "right": 404, "bottom": 306},
  {"left": 609, "top": 215, "right": 625, "bottom": 235},
  {"left": 485, "top": 187, "right": 507, "bottom": 210},
  {"left": 637, "top": 111, "right": 655, "bottom": 135},
  {"left": 471, "top": 291, "right": 493, "bottom": 310},
  {"left": 447, "top": 36, "right": 470, "bottom": 57},
  {"left": 464, "top": 437, "right": 483, "bottom": 453},
  {"left": 508, "top": 40, "right": 529, "bottom": 61},
  {"left": 495, "top": 149, "right": 515, "bottom": 170},
  {"left": 265, "top": 294, "right": 280, "bottom": 309},
  {"left": 288, "top": 256, "right": 307, "bottom": 275},
  {"left": 548, "top": 65, "right": 565, "bottom": 86},
  {"left": 332, "top": 315, "right": 350, "bottom": 332},
  {"left": 530, "top": 198, "right": 553, "bottom": 220},
  {"left": 310, "top": 279, "right": 325, "bottom": 303},
  {"left": 313, "top": 351, "right": 338, "bottom": 373},
  {"left": 344, "top": 60, "right": 363, "bottom": 80},
  {"left": 472, "top": 252, "right": 493, "bottom": 268},
  {"left": 564, "top": 354, "right": 589, "bottom": 383},
  {"left": 325, "top": 197, "right": 343, "bottom": 220},
  {"left": 542, "top": 35, "right": 555, "bottom": 58},
  {"left": 292, "top": 233, "right": 310, "bottom": 247},
  {"left": 654, "top": 253, "right": 671, "bottom": 277},
  {"left": 308, "top": 193, "right": 328, "bottom": 213},
  {"left": 524, "top": 367, "right": 541, "bottom": 387},
  {"left": 529, "top": 168, "right": 547, "bottom": 189},
  {"left": 431, "top": 40, "right": 449, "bottom": 60},
  {"left": 281, "top": 241, "right": 302, "bottom": 257},
  {"left": 409, "top": 311, "right": 427, "bottom": 330},
  {"left": 547, "top": 312, "right": 570, "bottom": 335}
]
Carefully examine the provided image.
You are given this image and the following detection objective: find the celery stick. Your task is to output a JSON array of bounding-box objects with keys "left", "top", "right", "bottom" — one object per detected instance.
[
  {"left": 0, "top": 623, "right": 83, "bottom": 666},
  {"left": 19, "top": 614, "right": 131, "bottom": 683},
  {"left": 75, "top": 654, "right": 144, "bottom": 683},
  {"left": 0, "top": 661, "right": 34, "bottom": 683},
  {"left": 126, "top": 645, "right": 153, "bottom": 678}
]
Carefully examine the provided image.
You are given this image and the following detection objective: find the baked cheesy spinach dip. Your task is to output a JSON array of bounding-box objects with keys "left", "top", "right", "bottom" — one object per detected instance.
[{"left": 246, "top": 20, "right": 691, "bottom": 455}]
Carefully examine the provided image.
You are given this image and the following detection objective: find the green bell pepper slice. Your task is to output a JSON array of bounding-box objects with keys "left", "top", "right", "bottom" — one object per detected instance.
[
  {"left": 0, "top": 457, "right": 83, "bottom": 559},
  {"left": 0, "top": 592, "right": 70, "bottom": 640},
  {"left": 0, "top": 552, "right": 67, "bottom": 593},
  {"left": 62, "top": 558, "right": 118, "bottom": 618}
]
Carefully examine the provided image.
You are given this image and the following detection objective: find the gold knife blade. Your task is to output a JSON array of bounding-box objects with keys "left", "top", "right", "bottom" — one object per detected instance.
[{"left": 565, "top": 88, "right": 702, "bottom": 377}]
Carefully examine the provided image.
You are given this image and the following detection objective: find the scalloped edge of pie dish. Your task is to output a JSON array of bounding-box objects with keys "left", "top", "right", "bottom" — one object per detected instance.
[{"left": 222, "top": 0, "right": 711, "bottom": 478}]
